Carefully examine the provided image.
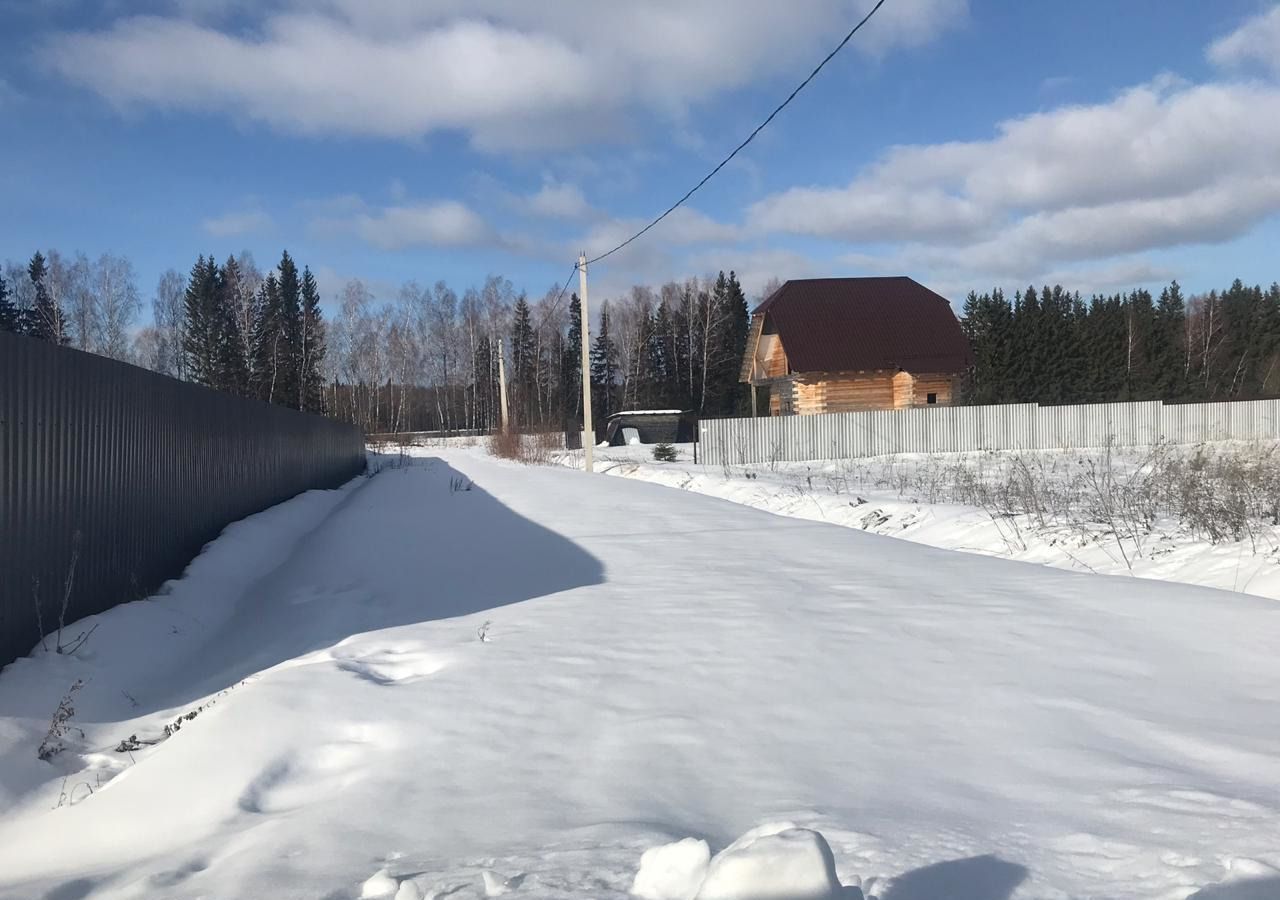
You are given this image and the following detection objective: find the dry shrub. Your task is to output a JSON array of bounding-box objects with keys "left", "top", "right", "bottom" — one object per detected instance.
[
  {"left": 821, "top": 440, "right": 1280, "bottom": 557},
  {"left": 487, "top": 430, "right": 561, "bottom": 465}
]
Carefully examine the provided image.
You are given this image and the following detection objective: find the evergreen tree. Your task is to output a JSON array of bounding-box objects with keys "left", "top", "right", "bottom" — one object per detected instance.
[
  {"left": 216, "top": 256, "right": 250, "bottom": 395},
  {"left": 560, "top": 294, "right": 582, "bottom": 426},
  {"left": 0, "top": 270, "right": 16, "bottom": 333},
  {"left": 275, "top": 251, "right": 303, "bottom": 409},
  {"left": 716, "top": 271, "right": 750, "bottom": 415},
  {"left": 644, "top": 303, "right": 673, "bottom": 408},
  {"left": 1151, "top": 281, "right": 1187, "bottom": 400},
  {"left": 1259, "top": 283, "right": 1280, "bottom": 397},
  {"left": 590, "top": 300, "right": 618, "bottom": 428},
  {"left": 1121, "top": 288, "right": 1157, "bottom": 400},
  {"left": 509, "top": 294, "right": 535, "bottom": 426},
  {"left": 181, "top": 255, "right": 222, "bottom": 386},
  {"left": 1080, "top": 293, "right": 1127, "bottom": 402},
  {"left": 1007, "top": 285, "right": 1041, "bottom": 402},
  {"left": 250, "top": 273, "right": 284, "bottom": 404},
  {"left": 27, "top": 251, "right": 67, "bottom": 344},
  {"left": 299, "top": 266, "right": 327, "bottom": 412},
  {"left": 473, "top": 336, "right": 496, "bottom": 430},
  {"left": 961, "top": 289, "right": 1013, "bottom": 404}
]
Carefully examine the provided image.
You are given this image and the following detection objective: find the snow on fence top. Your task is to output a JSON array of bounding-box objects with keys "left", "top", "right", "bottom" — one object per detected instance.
[{"left": 609, "top": 410, "right": 685, "bottom": 417}]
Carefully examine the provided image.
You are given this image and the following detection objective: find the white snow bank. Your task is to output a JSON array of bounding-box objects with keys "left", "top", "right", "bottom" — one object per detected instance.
[
  {"left": 360, "top": 868, "right": 399, "bottom": 898},
  {"left": 635, "top": 825, "right": 842, "bottom": 900},
  {"left": 632, "top": 837, "right": 712, "bottom": 900},
  {"left": 695, "top": 824, "right": 841, "bottom": 900},
  {"left": 6, "top": 450, "right": 1280, "bottom": 899}
]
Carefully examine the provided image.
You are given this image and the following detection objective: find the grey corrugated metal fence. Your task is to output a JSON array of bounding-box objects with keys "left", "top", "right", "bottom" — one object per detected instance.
[
  {"left": 697, "top": 399, "right": 1280, "bottom": 466},
  {"left": 1, "top": 333, "right": 366, "bottom": 669}
]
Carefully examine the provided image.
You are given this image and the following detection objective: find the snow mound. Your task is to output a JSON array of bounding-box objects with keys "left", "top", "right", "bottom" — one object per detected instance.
[
  {"left": 360, "top": 868, "right": 399, "bottom": 898},
  {"left": 636, "top": 824, "right": 842, "bottom": 900},
  {"left": 395, "top": 881, "right": 422, "bottom": 900},
  {"left": 696, "top": 823, "right": 840, "bottom": 900},
  {"left": 632, "top": 837, "right": 712, "bottom": 900}
]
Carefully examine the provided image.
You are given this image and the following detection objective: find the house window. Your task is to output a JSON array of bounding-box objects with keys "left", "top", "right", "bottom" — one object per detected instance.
[{"left": 926, "top": 393, "right": 938, "bottom": 405}]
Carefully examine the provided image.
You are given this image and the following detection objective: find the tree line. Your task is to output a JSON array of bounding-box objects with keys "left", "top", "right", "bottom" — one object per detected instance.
[
  {"left": 325, "top": 269, "right": 752, "bottom": 435},
  {"left": 9, "top": 245, "right": 1280, "bottom": 433},
  {"left": 962, "top": 279, "right": 1280, "bottom": 405},
  {"left": 2, "top": 248, "right": 326, "bottom": 414}
]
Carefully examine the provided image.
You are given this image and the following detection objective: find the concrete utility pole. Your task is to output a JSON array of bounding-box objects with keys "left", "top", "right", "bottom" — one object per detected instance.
[
  {"left": 579, "top": 254, "right": 594, "bottom": 473},
  {"left": 497, "top": 337, "right": 510, "bottom": 433}
]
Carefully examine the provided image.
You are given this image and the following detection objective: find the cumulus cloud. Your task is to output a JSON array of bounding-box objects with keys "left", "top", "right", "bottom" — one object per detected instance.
[
  {"left": 748, "top": 76, "right": 1280, "bottom": 281},
  {"left": 573, "top": 207, "right": 742, "bottom": 265},
  {"left": 354, "top": 201, "right": 492, "bottom": 250},
  {"left": 202, "top": 209, "right": 274, "bottom": 237},
  {"left": 1208, "top": 4, "right": 1280, "bottom": 75},
  {"left": 40, "top": 0, "right": 967, "bottom": 149},
  {"left": 523, "top": 182, "right": 592, "bottom": 220}
]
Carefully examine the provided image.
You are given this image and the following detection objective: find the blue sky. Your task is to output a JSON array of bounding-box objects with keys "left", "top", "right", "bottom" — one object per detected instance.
[{"left": 3, "top": 0, "right": 1280, "bottom": 317}]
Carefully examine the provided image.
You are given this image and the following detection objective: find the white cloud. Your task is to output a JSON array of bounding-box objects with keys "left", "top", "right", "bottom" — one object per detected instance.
[
  {"left": 41, "top": 0, "right": 967, "bottom": 149},
  {"left": 524, "top": 182, "right": 592, "bottom": 220},
  {"left": 748, "top": 76, "right": 1280, "bottom": 282},
  {"left": 354, "top": 201, "right": 491, "bottom": 250},
  {"left": 577, "top": 207, "right": 741, "bottom": 257},
  {"left": 201, "top": 209, "right": 274, "bottom": 237},
  {"left": 1208, "top": 4, "right": 1280, "bottom": 75}
]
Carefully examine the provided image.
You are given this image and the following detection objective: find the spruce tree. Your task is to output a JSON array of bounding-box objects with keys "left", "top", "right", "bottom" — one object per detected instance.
[
  {"left": 27, "top": 251, "right": 67, "bottom": 344},
  {"left": 299, "top": 266, "right": 327, "bottom": 412},
  {"left": 250, "top": 273, "right": 284, "bottom": 404},
  {"left": 718, "top": 271, "right": 750, "bottom": 414},
  {"left": 560, "top": 295, "right": 582, "bottom": 425},
  {"left": 215, "top": 256, "right": 250, "bottom": 395},
  {"left": 590, "top": 300, "right": 618, "bottom": 428},
  {"left": 1007, "top": 286, "right": 1041, "bottom": 403},
  {"left": 0, "top": 270, "right": 16, "bottom": 333},
  {"left": 510, "top": 294, "right": 535, "bottom": 426},
  {"left": 182, "top": 255, "right": 222, "bottom": 385},
  {"left": 275, "top": 251, "right": 303, "bottom": 409},
  {"left": 961, "top": 289, "right": 1013, "bottom": 404},
  {"left": 1260, "top": 283, "right": 1280, "bottom": 397},
  {"left": 644, "top": 305, "right": 671, "bottom": 408},
  {"left": 1151, "top": 281, "right": 1187, "bottom": 400},
  {"left": 474, "top": 336, "right": 495, "bottom": 430}
]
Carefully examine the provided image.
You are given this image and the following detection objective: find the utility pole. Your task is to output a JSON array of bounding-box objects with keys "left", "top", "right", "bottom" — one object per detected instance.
[
  {"left": 579, "top": 254, "right": 594, "bottom": 473},
  {"left": 497, "top": 337, "right": 510, "bottom": 434}
]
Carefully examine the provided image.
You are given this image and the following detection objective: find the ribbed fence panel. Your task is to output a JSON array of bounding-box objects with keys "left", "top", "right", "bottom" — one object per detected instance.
[
  {"left": 697, "top": 398, "right": 1280, "bottom": 467},
  {"left": 0, "top": 333, "right": 366, "bottom": 669}
]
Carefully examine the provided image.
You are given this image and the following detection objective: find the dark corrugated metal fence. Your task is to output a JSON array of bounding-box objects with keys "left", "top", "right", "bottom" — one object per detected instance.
[{"left": 0, "top": 333, "right": 366, "bottom": 669}]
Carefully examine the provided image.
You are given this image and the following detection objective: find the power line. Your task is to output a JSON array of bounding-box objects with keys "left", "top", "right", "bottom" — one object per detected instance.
[
  {"left": 583, "top": 0, "right": 888, "bottom": 267},
  {"left": 532, "top": 263, "right": 581, "bottom": 335}
]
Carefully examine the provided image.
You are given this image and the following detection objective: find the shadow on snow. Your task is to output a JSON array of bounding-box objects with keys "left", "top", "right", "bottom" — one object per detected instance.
[{"left": 142, "top": 456, "right": 604, "bottom": 712}]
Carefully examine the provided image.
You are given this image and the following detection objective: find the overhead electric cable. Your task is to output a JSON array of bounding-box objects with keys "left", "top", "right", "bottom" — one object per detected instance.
[{"left": 582, "top": 0, "right": 889, "bottom": 267}]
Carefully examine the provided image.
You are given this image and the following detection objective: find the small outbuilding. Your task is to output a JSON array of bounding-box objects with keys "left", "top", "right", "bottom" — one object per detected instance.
[
  {"left": 741, "top": 276, "right": 972, "bottom": 416},
  {"left": 603, "top": 410, "right": 698, "bottom": 446}
]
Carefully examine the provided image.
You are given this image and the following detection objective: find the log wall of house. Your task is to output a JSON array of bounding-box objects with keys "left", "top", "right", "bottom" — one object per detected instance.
[
  {"left": 909, "top": 373, "right": 956, "bottom": 406},
  {"left": 770, "top": 371, "right": 959, "bottom": 415}
]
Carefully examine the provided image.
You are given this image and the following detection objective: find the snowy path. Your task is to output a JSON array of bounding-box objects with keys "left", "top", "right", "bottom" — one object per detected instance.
[{"left": 1, "top": 452, "right": 1279, "bottom": 899}]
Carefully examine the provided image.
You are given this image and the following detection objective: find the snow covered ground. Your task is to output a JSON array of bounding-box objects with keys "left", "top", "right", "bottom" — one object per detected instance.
[
  {"left": 1, "top": 449, "right": 1279, "bottom": 899},
  {"left": 559, "top": 442, "right": 1280, "bottom": 603}
]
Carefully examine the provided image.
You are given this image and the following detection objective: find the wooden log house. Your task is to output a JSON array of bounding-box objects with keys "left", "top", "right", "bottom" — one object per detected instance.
[{"left": 740, "top": 277, "right": 972, "bottom": 416}]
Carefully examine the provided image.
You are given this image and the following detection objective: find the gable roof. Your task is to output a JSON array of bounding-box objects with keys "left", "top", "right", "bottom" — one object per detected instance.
[{"left": 747, "top": 276, "right": 971, "bottom": 378}]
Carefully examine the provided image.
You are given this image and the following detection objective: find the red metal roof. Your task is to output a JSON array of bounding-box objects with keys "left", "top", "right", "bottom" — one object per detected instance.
[{"left": 751, "top": 276, "right": 971, "bottom": 376}]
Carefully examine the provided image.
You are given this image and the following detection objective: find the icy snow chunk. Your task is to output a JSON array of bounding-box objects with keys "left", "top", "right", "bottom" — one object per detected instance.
[
  {"left": 361, "top": 868, "right": 399, "bottom": 898},
  {"left": 632, "top": 837, "right": 712, "bottom": 900},
  {"left": 395, "top": 881, "right": 422, "bottom": 900},
  {"left": 482, "top": 869, "right": 524, "bottom": 896},
  {"left": 694, "top": 824, "right": 840, "bottom": 900}
]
